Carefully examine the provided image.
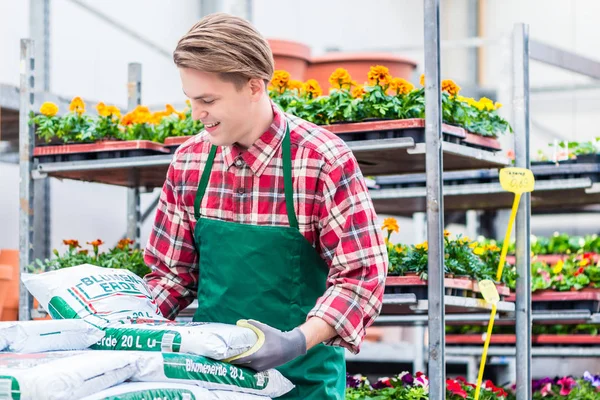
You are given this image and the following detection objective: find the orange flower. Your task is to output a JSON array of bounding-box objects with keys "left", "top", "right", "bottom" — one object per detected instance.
[
  {"left": 441, "top": 79, "right": 461, "bottom": 96},
  {"left": 96, "top": 102, "right": 110, "bottom": 117},
  {"left": 69, "top": 96, "right": 86, "bottom": 115},
  {"left": 165, "top": 104, "right": 176, "bottom": 115},
  {"left": 270, "top": 70, "right": 291, "bottom": 93},
  {"left": 388, "top": 77, "right": 414, "bottom": 95},
  {"left": 352, "top": 84, "right": 366, "bottom": 99},
  {"left": 368, "top": 65, "right": 391, "bottom": 88},
  {"left": 382, "top": 217, "right": 399, "bottom": 233},
  {"left": 87, "top": 239, "right": 104, "bottom": 247},
  {"left": 288, "top": 79, "right": 304, "bottom": 92},
  {"left": 117, "top": 238, "right": 135, "bottom": 250},
  {"left": 40, "top": 102, "right": 58, "bottom": 117},
  {"left": 106, "top": 105, "right": 121, "bottom": 118},
  {"left": 303, "top": 79, "right": 322, "bottom": 99},
  {"left": 63, "top": 239, "right": 81, "bottom": 248},
  {"left": 329, "top": 68, "right": 353, "bottom": 90}
]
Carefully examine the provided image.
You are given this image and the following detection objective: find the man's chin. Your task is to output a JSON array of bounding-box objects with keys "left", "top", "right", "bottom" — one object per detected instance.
[{"left": 206, "top": 135, "right": 233, "bottom": 147}]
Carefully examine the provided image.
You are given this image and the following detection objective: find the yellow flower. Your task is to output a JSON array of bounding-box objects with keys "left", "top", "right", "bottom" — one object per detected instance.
[
  {"left": 185, "top": 99, "right": 191, "bottom": 107},
  {"left": 106, "top": 105, "right": 121, "bottom": 118},
  {"left": 382, "top": 217, "right": 399, "bottom": 233},
  {"left": 444, "top": 230, "right": 451, "bottom": 238},
  {"left": 165, "top": 104, "right": 176, "bottom": 115},
  {"left": 419, "top": 74, "right": 425, "bottom": 86},
  {"left": 473, "top": 247, "right": 485, "bottom": 256},
  {"left": 478, "top": 97, "right": 495, "bottom": 111},
  {"left": 288, "top": 79, "right": 303, "bottom": 92},
  {"left": 69, "top": 96, "right": 86, "bottom": 115},
  {"left": 329, "top": 68, "right": 353, "bottom": 90},
  {"left": 271, "top": 70, "right": 291, "bottom": 93},
  {"left": 441, "top": 79, "right": 461, "bottom": 96},
  {"left": 388, "top": 77, "right": 414, "bottom": 96},
  {"left": 495, "top": 102, "right": 503, "bottom": 110},
  {"left": 552, "top": 259, "right": 564, "bottom": 274},
  {"left": 39, "top": 102, "right": 58, "bottom": 117},
  {"left": 302, "top": 79, "right": 322, "bottom": 99},
  {"left": 580, "top": 258, "right": 590, "bottom": 267},
  {"left": 368, "top": 65, "right": 392, "bottom": 88},
  {"left": 486, "top": 244, "right": 500, "bottom": 252},
  {"left": 394, "top": 245, "right": 405, "bottom": 253},
  {"left": 469, "top": 242, "right": 478, "bottom": 249},
  {"left": 415, "top": 242, "right": 428, "bottom": 251},
  {"left": 96, "top": 102, "right": 110, "bottom": 117},
  {"left": 351, "top": 84, "right": 366, "bottom": 99}
]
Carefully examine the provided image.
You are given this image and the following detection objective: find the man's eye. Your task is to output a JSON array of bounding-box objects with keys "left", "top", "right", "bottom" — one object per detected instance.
[{"left": 202, "top": 99, "right": 215, "bottom": 104}]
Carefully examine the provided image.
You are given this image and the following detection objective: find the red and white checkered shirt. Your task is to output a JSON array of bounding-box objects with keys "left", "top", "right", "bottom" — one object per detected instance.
[{"left": 144, "top": 101, "right": 388, "bottom": 353}]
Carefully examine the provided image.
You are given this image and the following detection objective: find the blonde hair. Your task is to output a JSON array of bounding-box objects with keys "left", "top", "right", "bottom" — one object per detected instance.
[{"left": 173, "top": 13, "right": 274, "bottom": 89}]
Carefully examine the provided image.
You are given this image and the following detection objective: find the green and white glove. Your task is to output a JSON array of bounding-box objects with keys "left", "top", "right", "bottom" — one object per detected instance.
[{"left": 227, "top": 319, "right": 307, "bottom": 372}]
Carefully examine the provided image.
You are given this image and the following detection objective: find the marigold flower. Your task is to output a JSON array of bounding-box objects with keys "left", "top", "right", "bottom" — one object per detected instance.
[
  {"left": 302, "top": 79, "right": 322, "bottom": 99},
  {"left": 478, "top": 97, "right": 496, "bottom": 111},
  {"left": 87, "top": 239, "right": 104, "bottom": 247},
  {"left": 271, "top": 70, "right": 291, "bottom": 93},
  {"left": 441, "top": 79, "right": 461, "bottom": 96},
  {"left": 69, "top": 96, "right": 86, "bottom": 115},
  {"left": 351, "top": 84, "right": 366, "bottom": 99},
  {"left": 419, "top": 74, "right": 425, "bottom": 86},
  {"left": 117, "top": 238, "right": 135, "bottom": 250},
  {"left": 388, "top": 77, "right": 414, "bottom": 95},
  {"left": 40, "top": 102, "right": 58, "bottom": 117},
  {"left": 368, "top": 65, "right": 392, "bottom": 88},
  {"left": 96, "top": 102, "right": 111, "bottom": 117},
  {"left": 329, "top": 68, "right": 353, "bottom": 89},
  {"left": 382, "top": 217, "right": 399, "bottom": 233},
  {"left": 63, "top": 239, "right": 81, "bottom": 248}
]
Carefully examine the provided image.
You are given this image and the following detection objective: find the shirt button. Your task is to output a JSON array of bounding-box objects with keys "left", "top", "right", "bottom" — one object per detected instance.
[
  {"left": 234, "top": 159, "right": 244, "bottom": 167},
  {"left": 236, "top": 187, "right": 245, "bottom": 195}
]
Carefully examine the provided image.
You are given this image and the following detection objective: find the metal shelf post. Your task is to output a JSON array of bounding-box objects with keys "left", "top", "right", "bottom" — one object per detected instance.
[
  {"left": 424, "top": 0, "right": 445, "bottom": 397},
  {"left": 18, "top": 39, "right": 35, "bottom": 321},
  {"left": 126, "top": 63, "right": 142, "bottom": 248},
  {"left": 512, "top": 23, "right": 532, "bottom": 400}
]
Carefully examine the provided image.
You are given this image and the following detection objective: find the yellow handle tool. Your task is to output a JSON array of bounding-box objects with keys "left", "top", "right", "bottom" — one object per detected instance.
[{"left": 474, "top": 167, "right": 535, "bottom": 400}]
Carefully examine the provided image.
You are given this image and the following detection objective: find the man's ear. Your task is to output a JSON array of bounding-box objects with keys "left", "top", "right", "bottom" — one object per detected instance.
[{"left": 248, "top": 78, "right": 265, "bottom": 99}]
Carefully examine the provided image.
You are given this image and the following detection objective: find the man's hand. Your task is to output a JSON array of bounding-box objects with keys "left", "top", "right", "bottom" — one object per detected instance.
[{"left": 229, "top": 320, "right": 307, "bottom": 372}]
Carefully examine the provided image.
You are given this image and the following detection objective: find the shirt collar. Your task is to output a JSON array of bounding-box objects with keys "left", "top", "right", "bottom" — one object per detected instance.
[{"left": 221, "top": 101, "right": 287, "bottom": 177}]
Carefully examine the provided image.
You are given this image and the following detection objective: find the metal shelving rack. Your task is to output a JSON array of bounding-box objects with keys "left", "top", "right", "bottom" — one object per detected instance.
[{"left": 17, "top": 3, "right": 564, "bottom": 398}]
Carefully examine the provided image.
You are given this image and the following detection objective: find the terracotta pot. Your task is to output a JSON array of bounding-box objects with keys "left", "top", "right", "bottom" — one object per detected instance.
[
  {"left": 0, "top": 249, "right": 19, "bottom": 321},
  {"left": 307, "top": 52, "right": 418, "bottom": 94},
  {"left": 267, "top": 38, "right": 312, "bottom": 80},
  {"left": 0, "top": 264, "right": 12, "bottom": 320}
]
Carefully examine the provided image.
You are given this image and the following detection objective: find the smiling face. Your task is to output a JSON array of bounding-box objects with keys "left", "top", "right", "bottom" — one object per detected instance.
[{"left": 180, "top": 68, "right": 266, "bottom": 147}]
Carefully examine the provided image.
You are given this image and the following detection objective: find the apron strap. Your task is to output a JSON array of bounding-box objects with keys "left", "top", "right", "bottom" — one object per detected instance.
[
  {"left": 192, "top": 123, "right": 299, "bottom": 230},
  {"left": 282, "top": 124, "right": 299, "bottom": 230},
  {"left": 194, "top": 145, "right": 217, "bottom": 221}
]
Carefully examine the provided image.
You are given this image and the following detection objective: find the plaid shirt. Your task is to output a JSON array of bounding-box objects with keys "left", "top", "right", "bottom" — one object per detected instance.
[{"left": 144, "top": 102, "right": 388, "bottom": 353}]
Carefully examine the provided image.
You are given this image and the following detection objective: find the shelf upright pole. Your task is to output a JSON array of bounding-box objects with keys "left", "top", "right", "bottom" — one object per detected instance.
[
  {"left": 424, "top": 0, "right": 445, "bottom": 397},
  {"left": 126, "top": 63, "right": 142, "bottom": 248},
  {"left": 18, "top": 39, "right": 35, "bottom": 321},
  {"left": 512, "top": 23, "right": 532, "bottom": 400}
]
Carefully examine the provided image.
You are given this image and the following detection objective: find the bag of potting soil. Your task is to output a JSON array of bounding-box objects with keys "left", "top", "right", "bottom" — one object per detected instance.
[
  {"left": 91, "top": 319, "right": 257, "bottom": 360},
  {"left": 80, "top": 382, "right": 271, "bottom": 400},
  {"left": 0, "top": 350, "right": 138, "bottom": 400},
  {"left": 131, "top": 352, "right": 294, "bottom": 398},
  {"left": 21, "top": 264, "right": 165, "bottom": 326},
  {"left": 0, "top": 319, "right": 104, "bottom": 353}
]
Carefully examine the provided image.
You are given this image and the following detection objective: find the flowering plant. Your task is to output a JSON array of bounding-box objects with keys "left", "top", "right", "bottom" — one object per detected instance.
[
  {"left": 30, "top": 238, "right": 150, "bottom": 278},
  {"left": 346, "top": 372, "right": 509, "bottom": 399},
  {"left": 527, "top": 253, "right": 599, "bottom": 292},
  {"left": 528, "top": 373, "right": 600, "bottom": 398}
]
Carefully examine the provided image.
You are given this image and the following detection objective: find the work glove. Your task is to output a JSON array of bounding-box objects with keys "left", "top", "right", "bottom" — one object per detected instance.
[{"left": 227, "top": 319, "right": 307, "bottom": 372}]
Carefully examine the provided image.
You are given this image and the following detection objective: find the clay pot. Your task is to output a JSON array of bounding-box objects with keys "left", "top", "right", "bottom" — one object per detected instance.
[
  {"left": 267, "top": 38, "right": 312, "bottom": 80},
  {"left": 0, "top": 249, "right": 19, "bottom": 321},
  {"left": 307, "top": 52, "right": 418, "bottom": 93}
]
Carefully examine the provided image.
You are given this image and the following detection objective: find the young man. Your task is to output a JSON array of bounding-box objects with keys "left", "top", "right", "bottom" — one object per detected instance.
[{"left": 144, "top": 12, "right": 388, "bottom": 399}]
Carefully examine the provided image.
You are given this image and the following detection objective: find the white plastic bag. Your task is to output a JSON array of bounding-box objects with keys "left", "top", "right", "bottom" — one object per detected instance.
[
  {"left": 0, "top": 319, "right": 104, "bottom": 353},
  {"left": 80, "top": 382, "right": 271, "bottom": 400},
  {"left": 132, "top": 352, "right": 294, "bottom": 398},
  {"left": 92, "top": 319, "right": 257, "bottom": 360},
  {"left": 0, "top": 350, "right": 138, "bottom": 400},
  {"left": 21, "top": 264, "right": 165, "bottom": 326}
]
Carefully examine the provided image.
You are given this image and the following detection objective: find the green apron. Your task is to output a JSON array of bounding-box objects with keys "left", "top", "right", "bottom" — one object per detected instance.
[{"left": 192, "top": 124, "right": 346, "bottom": 399}]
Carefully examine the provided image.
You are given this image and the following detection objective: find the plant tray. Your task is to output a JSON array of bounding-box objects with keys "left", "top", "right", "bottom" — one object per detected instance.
[
  {"left": 461, "top": 132, "right": 502, "bottom": 152},
  {"left": 322, "top": 118, "right": 467, "bottom": 144},
  {"left": 385, "top": 275, "right": 509, "bottom": 301},
  {"left": 505, "top": 289, "right": 600, "bottom": 313},
  {"left": 33, "top": 140, "right": 170, "bottom": 163},
  {"left": 446, "top": 334, "right": 600, "bottom": 346},
  {"left": 164, "top": 136, "right": 194, "bottom": 153}
]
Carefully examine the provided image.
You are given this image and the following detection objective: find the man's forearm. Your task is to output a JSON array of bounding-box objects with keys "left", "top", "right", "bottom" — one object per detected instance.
[{"left": 299, "top": 317, "right": 337, "bottom": 350}]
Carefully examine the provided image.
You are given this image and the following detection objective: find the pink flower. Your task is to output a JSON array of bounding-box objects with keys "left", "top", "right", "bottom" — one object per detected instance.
[
  {"left": 540, "top": 383, "right": 553, "bottom": 397},
  {"left": 557, "top": 377, "right": 576, "bottom": 396}
]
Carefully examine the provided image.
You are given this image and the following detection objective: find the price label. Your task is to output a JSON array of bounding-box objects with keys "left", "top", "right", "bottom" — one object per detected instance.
[
  {"left": 499, "top": 167, "right": 535, "bottom": 194},
  {"left": 478, "top": 280, "right": 500, "bottom": 305}
]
